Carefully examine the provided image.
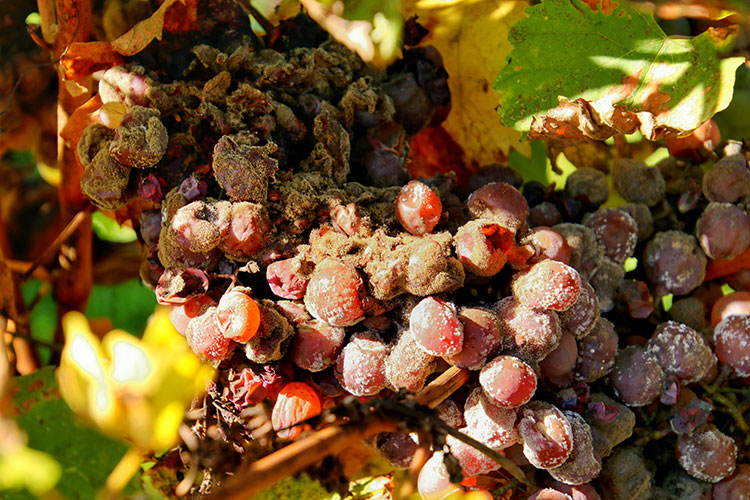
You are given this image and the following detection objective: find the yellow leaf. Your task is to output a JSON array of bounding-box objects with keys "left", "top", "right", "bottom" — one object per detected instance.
[
  {"left": 111, "top": 0, "right": 181, "bottom": 56},
  {"left": 403, "top": 0, "right": 531, "bottom": 166}
]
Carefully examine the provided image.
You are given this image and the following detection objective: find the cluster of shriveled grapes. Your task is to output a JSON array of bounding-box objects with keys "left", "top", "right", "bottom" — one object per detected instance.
[{"left": 76, "top": 5, "right": 750, "bottom": 499}]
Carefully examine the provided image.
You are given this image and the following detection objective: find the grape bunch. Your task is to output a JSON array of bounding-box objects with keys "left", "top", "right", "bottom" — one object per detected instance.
[{"left": 76, "top": 4, "right": 749, "bottom": 499}]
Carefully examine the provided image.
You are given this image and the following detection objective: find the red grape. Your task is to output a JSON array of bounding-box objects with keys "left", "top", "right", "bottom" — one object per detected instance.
[
  {"left": 712, "top": 463, "right": 750, "bottom": 500},
  {"left": 574, "top": 319, "right": 618, "bottom": 383},
  {"left": 646, "top": 321, "right": 715, "bottom": 383},
  {"left": 677, "top": 424, "right": 737, "bottom": 483},
  {"left": 495, "top": 296, "right": 562, "bottom": 361},
  {"left": 512, "top": 259, "right": 582, "bottom": 311},
  {"left": 444, "top": 307, "right": 503, "bottom": 370},
  {"left": 540, "top": 332, "right": 578, "bottom": 385},
  {"left": 417, "top": 452, "right": 463, "bottom": 500},
  {"left": 385, "top": 329, "right": 436, "bottom": 391},
  {"left": 643, "top": 231, "right": 706, "bottom": 296},
  {"left": 714, "top": 315, "right": 750, "bottom": 376},
  {"left": 289, "top": 319, "right": 346, "bottom": 372},
  {"left": 518, "top": 401, "right": 573, "bottom": 469},
  {"left": 220, "top": 202, "right": 272, "bottom": 260},
  {"left": 334, "top": 331, "right": 388, "bottom": 396},
  {"left": 395, "top": 180, "right": 442, "bottom": 236},
  {"left": 559, "top": 279, "right": 599, "bottom": 339},
  {"left": 523, "top": 227, "right": 572, "bottom": 265},
  {"left": 409, "top": 296, "right": 464, "bottom": 356},
  {"left": 702, "top": 154, "right": 750, "bottom": 203},
  {"left": 548, "top": 411, "right": 601, "bottom": 485},
  {"left": 271, "top": 382, "right": 321, "bottom": 440},
  {"left": 463, "top": 387, "right": 518, "bottom": 450},
  {"left": 711, "top": 291, "right": 750, "bottom": 327},
  {"left": 185, "top": 306, "right": 234, "bottom": 361},
  {"left": 696, "top": 203, "right": 750, "bottom": 261},
  {"left": 446, "top": 432, "right": 501, "bottom": 476},
  {"left": 304, "top": 258, "right": 366, "bottom": 327},
  {"left": 467, "top": 182, "right": 529, "bottom": 235},
  {"left": 583, "top": 208, "right": 638, "bottom": 265},
  {"left": 609, "top": 346, "right": 664, "bottom": 406},
  {"left": 267, "top": 258, "right": 310, "bottom": 300},
  {"left": 454, "top": 220, "right": 510, "bottom": 277},
  {"left": 479, "top": 355, "right": 537, "bottom": 408},
  {"left": 216, "top": 290, "right": 261, "bottom": 342}
]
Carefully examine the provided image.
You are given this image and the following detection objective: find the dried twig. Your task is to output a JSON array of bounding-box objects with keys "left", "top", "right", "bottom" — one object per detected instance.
[
  {"left": 415, "top": 366, "right": 470, "bottom": 408},
  {"left": 21, "top": 210, "right": 88, "bottom": 281}
]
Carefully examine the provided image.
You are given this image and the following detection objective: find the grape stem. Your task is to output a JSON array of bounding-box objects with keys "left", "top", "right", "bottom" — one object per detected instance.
[{"left": 701, "top": 382, "right": 750, "bottom": 443}]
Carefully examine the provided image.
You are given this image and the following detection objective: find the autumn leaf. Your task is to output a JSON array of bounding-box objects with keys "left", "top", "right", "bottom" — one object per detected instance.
[
  {"left": 403, "top": 0, "right": 531, "bottom": 169},
  {"left": 61, "top": 42, "right": 124, "bottom": 83},
  {"left": 494, "top": 0, "right": 745, "bottom": 141},
  {"left": 111, "top": 0, "right": 186, "bottom": 56}
]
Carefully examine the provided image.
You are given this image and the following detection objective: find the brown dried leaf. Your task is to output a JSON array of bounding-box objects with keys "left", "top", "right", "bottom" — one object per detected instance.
[{"left": 111, "top": 0, "right": 182, "bottom": 56}]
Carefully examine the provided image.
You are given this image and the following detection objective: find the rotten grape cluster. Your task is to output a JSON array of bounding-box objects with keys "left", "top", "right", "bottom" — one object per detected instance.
[{"left": 77, "top": 6, "right": 749, "bottom": 499}]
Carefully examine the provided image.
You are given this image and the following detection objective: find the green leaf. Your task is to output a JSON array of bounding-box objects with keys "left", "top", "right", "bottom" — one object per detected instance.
[
  {"left": 85, "top": 280, "right": 158, "bottom": 334},
  {"left": 494, "top": 0, "right": 744, "bottom": 139},
  {"left": 20, "top": 279, "right": 57, "bottom": 365},
  {"left": 0, "top": 445, "right": 61, "bottom": 497},
  {"left": 92, "top": 210, "right": 137, "bottom": 243},
  {"left": 10, "top": 367, "right": 135, "bottom": 500}
]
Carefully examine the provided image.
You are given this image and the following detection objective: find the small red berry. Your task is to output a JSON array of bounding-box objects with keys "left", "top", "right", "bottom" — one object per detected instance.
[{"left": 395, "top": 180, "right": 442, "bottom": 235}]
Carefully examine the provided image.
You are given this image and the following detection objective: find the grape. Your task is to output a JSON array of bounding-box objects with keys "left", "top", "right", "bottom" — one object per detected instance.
[
  {"left": 77, "top": 124, "right": 114, "bottom": 168},
  {"left": 109, "top": 106, "right": 168, "bottom": 168},
  {"left": 565, "top": 168, "right": 609, "bottom": 207},
  {"left": 446, "top": 432, "right": 501, "bottom": 476},
  {"left": 512, "top": 259, "right": 582, "bottom": 311},
  {"left": 582, "top": 208, "right": 638, "bottom": 265},
  {"left": 711, "top": 291, "right": 750, "bottom": 327},
  {"left": 330, "top": 203, "right": 362, "bottom": 236},
  {"left": 559, "top": 279, "right": 599, "bottom": 339},
  {"left": 702, "top": 154, "right": 750, "bottom": 203},
  {"left": 417, "top": 452, "right": 463, "bottom": 500},
  {"left": 185, "top": 306, "right": 235, "bottom": 361},
  {"left": 435, "top": 400, "right": 464, "bottom": 428},
  {"left": 665, "top": 119, "right": 721, "bottom": 160},
  {"left": 611, "top": 158, "right": 666, "bottom": 207},
  {"left": 334, "top": 331, "right": 388, "bottom": 397},
  {"left": 171, "top": 200, "right": 231, "bottom": 253},
  {"left": 548, "top": 411, "right": 601, "bottom": 485},
  {"left": 375, "top": 432, "right": 419, "bottom": 469},
  {"left": 80, "top": 149, "right": 131, "bottom": 210},
  {"left": 528, "top": 489, "right": 573, "bottom": 500},
  {"left": 609, "top": 346, "right": 664, "bottom": 407},
  {"left": 696, "top": 203, "right": 750, "bottom": 260},
  {"left": 552, "top": 223, "right": 605, "bottom": 280},
  {"left": 573, "top": 319, "right": 618, "bottom": 383},
  {"left": 585, "top": 393, "right": 635, "bottom": 459},
  {"left": 177, "top": 176, "right": 207, "bottom": 202},
  {"left": 714, "top": 315, "right": 750, "bottom": 376},
  {"left": 479, "top": 355, "right": 537, "bottom": 408},
  {"left": 444, "top": 307, "right": 502, "bottom": 370},
  {"left": 453, "top": 220, "right": 510, "bottom": 277},
  {"left": 597, "top": 447, "right": 652, "bottom": 500},
  {"left": 523, "top": 227, "right": 572, "bottom": 265},
  {"left": 383, "top": 72, "right": 433, "bottom": 133},
  {"left": 169, "top": 295, "right": 215, "bottom": 335},
  {"left": 220, "top": 202, "right": 272, "bottom": 260},
  {"left": 549, "top": 482, "right": 602, "bottom": 500},
  {"left": 466, "top": 163, "right": 523, "bottom": 192},
  {"left": 495, "top": 296, "right": 562, "bottom": 361},
  {"left": 267, "top": 258, "right": 311, "bottom": 300},
  {"left": 155, "top": 267, "right": 209, "bottom": 306},
  {"left": 304, "top": 258, "right": 366, "bottom": 327},
  {"left": 712, "top": 463, "right": 750, "bottom": 500},
  {"left": 646, "top": 321, "right": 715, "bottom": 384},
  {"left": 618, "top": 203, "right": 653, "bottom": 242},
  {"left": 403, "top": 238, "right": 465, "bottom": 297},
  {"left": 529, "top": 202, "right": 564, "bottom": 228},
  {"left": 643, "top": 231, "right": 707, "bottom": 296},
  {"left": 518, "top": 401, "right": 573, "bottom": 469},
  {"left": 409, "top": 296, "right": 464, "bottom": 356},
  {"left": 216, "top": 290, "right": 261, "bottom": 342},
  {"left": 466, "top": 182, "right": 529, "bottom": 235},
  {"left": 385, "top": 329, "right": 435, "bottom": 391},
  {"left": 226, "top": 367, "right": 266, "bottom": 409},
  {"left": 139, "top": 209, "right": 162, "bottom": 247},
  {"left": 462, "top": 387, "right": 518, "bottom": 450},
  {"left": 395, "top": 180, "right": 443, "bottom": 236},
  {"left": 588, "top": 258, "right": 625, "bottom": 313},
  {"left": 271, "top": 382, "right": 322, "bottom": 440},
  {"left": 540, "top": 332, "right": 578, "bottom": 385},
  {"left": 289, "top": 319, "right": 346, "bottom": 372},
  {"left": 243, "top": 300, "right": 295, "bottom": 363},
  {"left": 677, "top": 424, "right": 737, "bottom": 483},
  {"left": 212, "top": 133, "right": 278, "bottom": 202},
  {"left": 364, "top": 150, "right": 409, "bottom": 187},
  {"left": 618, "top": 279, "right": 655, "bottom": 319}
]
